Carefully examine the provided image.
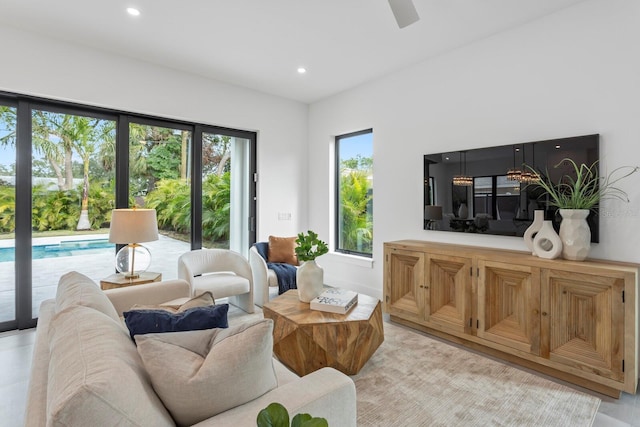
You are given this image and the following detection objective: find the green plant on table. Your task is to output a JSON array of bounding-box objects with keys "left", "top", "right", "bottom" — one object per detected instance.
[
  {"left": 294, "top": 230, "right": 329, "bottom": 262},
  {"left": 257, "top": 402, "right": 328, "bottom": 427},
  {"left": 525, "top": 158, "right": 639, "bottom": 210}
]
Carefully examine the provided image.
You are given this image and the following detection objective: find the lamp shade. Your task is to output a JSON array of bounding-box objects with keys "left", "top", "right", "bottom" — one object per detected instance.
[
  {"left": 109, "top": 209, "right": 159, "bottom": 244},
  {"left": 424, "top": 205, "right": 443, "bottom": 221}
]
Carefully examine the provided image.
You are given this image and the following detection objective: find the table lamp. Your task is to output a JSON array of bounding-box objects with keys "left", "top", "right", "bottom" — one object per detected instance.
[
  {"left": 108, "top": 208, "right": 159, "bottom": 278},
  {"left": 425, "top": 205, "right": 443, "bottom": 230}
]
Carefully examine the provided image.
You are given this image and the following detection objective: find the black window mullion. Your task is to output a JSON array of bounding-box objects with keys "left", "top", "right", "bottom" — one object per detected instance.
[
  {"left": 15, "top": 99, "right": 34, "bottom": 329},
  {"left": 192, "top": 126, "right": 203, "bottom": 250},
  {"left": 115, "top": 115, "right": 130, "bottom": 209}
]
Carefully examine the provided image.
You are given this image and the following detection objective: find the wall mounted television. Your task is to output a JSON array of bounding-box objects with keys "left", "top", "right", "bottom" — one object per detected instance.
[{"left": 423, "top": 134, "right": 600, "bottom": 242}]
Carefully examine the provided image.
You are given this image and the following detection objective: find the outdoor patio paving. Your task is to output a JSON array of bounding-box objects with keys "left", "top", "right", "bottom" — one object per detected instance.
[{"left": 0, "top": 234, "right": 191, "bottom": 322}]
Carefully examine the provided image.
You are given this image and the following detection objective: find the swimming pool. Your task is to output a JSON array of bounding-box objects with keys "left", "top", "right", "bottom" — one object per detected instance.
[{"left": 0, "top": 239, "right": 113, "bottom": 262}]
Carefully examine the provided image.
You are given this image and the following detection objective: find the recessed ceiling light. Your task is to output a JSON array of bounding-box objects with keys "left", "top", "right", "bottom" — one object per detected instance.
[
  {"left": 555, "top": 145, "right": 561, "bottom": 149},
  {"left": 127, "top": 7, "right": 140, "bottom": 16},
  {"left": 297, "top": 67, "right": 307, "bottom": 74}
]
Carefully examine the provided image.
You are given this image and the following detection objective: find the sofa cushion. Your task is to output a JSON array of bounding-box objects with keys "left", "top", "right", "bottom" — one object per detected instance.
[
  {"left": 135, "top": 318, "right": 277, "bottom": 426},
  {"left": 55, "top": 271, "right": 120, "bottom": 322},
  {"left": 47, "top": 305, "right": 174, "bottom": 427},
  {"left": 131, "top": 290, "right": 215, "bottom": 313},
  {"left": 123, "top": 304, "right": 229, "bottom": 338},
  {"left": 268, "top": 235, "right": 298, "bottom": 265}
]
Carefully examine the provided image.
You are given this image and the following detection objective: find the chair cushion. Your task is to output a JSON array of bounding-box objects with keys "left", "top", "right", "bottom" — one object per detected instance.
[
  {"left": 267, "top": 268, "right": 279, "bottom": 288},
  {"left": 55, "top": 271, "right": 120, "bottom": 323},
  {"left": 47, "top": 305, "right": 173, "bottom": 426},
  {"left": 191, "top": 273, "right": 250, "bottom": 298},
  {"left": 123, "top": 304, "right": 229, "bottom": 338},
  {"left": 135, "top": 318, "right": 277, "bottom": 426},
  {"left": 268, "top": 235, "right": 298, "bottom": 265}
]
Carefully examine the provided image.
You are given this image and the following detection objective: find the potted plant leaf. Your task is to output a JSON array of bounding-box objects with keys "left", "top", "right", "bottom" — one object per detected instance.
[
  {"left": 526, "top": 158, "right": 638, "bottom": 260},
  {"left": 257, "top": 402, "right": 328, "bottom": 427},
  {"left": 294, "top": 230, "right": 329, "bottom": 302}
]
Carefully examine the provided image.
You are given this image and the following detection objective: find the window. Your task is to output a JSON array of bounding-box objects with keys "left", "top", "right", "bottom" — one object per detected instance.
[
  {"left": 473, "top": 175, "right": 521, "bottom": 220},
  {"left": 335, "top": 129, "right": 373, "bottom": 257}
]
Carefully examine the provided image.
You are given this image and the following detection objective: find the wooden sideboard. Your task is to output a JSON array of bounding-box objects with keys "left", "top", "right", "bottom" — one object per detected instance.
[{"left": 383, "top": 240, "right": 639, "bottom": 397}]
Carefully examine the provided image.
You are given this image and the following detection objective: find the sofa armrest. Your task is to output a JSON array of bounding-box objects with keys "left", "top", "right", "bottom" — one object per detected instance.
[
  {"left": 105, "top": 279, "right": 191, "bottom": 315},
  {"left": 193, "top": 367, "right": 357, "bottom": 427}
]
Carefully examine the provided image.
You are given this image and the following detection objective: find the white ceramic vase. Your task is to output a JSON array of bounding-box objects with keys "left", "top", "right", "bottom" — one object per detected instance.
[
  {"left": 297, "top": 260, "right": 324, "bottom": 302},
  {"left": 523, "top": 210, "right": 545, "bottom": 256},
  {"left": 458, "top": 203, "right": 468, "bottom": 219},
  {"left": 533, "top": 220, "right": 563, "bottom": 259},
  {"left": 559, "top": 209, "right": 591, "bottom": 261}
]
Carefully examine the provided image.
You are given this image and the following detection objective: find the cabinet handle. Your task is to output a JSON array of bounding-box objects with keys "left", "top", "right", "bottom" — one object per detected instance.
[
  {"left": 419, "top": 285, "right": 424, "bottom": 288},
  {"left": 542, "top": 311, "right": 548, "bottom": 316},
  {"left": 533, "top": 309, "right": 539, "bottom": 315}
]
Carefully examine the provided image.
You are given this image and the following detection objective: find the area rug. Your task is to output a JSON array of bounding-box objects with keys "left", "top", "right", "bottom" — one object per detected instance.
[{"left": 352, "top": 322, "right": 601, "bottom": 427}]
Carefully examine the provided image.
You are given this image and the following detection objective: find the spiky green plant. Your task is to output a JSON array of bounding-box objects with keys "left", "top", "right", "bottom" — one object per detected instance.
[{"left": 526, "top": 158, "right": 638, "bottom": 210}]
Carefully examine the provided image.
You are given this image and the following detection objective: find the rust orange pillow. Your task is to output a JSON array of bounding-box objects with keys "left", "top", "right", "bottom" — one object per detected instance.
[{"left": 268, "top": 235, "right": 298, "bottom": 266}]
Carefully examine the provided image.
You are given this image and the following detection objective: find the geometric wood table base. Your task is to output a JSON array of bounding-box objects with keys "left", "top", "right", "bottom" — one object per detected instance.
[{"left": 263, "top": 289, "right": 384, "bottom": 376}]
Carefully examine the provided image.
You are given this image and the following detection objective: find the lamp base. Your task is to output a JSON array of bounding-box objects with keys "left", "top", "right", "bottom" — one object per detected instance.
[{"left": 115, "top": 244, "right": 152, "bottom": 278}]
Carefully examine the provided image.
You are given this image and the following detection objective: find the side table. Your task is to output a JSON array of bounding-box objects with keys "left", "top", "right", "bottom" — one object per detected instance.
[{"left": 100, "top": 271, "right": 162, "bottom": 290}]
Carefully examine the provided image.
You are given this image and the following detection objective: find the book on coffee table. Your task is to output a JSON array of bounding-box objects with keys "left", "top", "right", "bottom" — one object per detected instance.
[{"left": 310, "top": 288, "right": 358, "bottom": 314}]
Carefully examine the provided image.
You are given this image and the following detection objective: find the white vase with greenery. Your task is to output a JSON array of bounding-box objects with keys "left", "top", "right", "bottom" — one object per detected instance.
[
  {"left": 558, "top": 209, "right": 590, "bottom": 260},
  {"left": 526, "top": 158, "right": 638, "bottom": 261},
  {"left": 295, "top": 230, "right": 329, "bottom": 302}
]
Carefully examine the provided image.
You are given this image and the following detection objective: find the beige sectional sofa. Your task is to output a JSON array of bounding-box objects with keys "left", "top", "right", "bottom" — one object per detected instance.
[{"left": 24, "top": 271, "right": 357, "bottom": 426}]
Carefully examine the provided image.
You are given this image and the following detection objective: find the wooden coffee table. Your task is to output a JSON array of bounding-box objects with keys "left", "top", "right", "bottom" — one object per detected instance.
[{"left": 262, "top": 289, "right": 384, "bottom": 376}]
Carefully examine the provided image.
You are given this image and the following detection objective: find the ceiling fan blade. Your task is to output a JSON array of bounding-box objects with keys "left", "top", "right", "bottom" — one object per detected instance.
[{"left": 388, "top": 0, "right": 420, "bottom": 29}]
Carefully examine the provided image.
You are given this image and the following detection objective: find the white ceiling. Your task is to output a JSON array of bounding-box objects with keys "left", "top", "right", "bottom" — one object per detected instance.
[{"left": 0, "top": 0, "right": 587, "bottom": 104}]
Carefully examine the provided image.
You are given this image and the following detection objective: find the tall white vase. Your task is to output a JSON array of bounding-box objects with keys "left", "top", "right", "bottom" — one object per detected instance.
[
  {"left": 559, "top": 209, "right": 591, "bottom": 261},
  {"left": 533, "top": 220, "right": 563, "bottom": 259},
  {"left": 523, "top": 210, "right": 545, "bottom": 256},
  {"left": 458, "top": 203, "right": 468, "bottom": 219},
  {"left": 297, "top": 260, "right": 324, "bottom": 302}
]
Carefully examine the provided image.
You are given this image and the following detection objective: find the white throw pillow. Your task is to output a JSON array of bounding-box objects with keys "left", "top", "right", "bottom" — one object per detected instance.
[{"left": 135, "top": 318, "right": 277, "bottom": 426}]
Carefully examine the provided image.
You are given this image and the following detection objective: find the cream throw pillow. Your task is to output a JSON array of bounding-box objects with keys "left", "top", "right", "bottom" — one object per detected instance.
[
  {"left": 135, "top": 318, "right": 277, "bottom": 426},
  {"left": 47, "top": 305, "right": 174, "bottom": 426},
  {"left": 131, "top": 291, "right": 215, "bottom": 313}
]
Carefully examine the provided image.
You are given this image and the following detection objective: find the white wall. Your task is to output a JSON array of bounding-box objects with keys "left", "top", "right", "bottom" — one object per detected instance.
[
  {"left": 0, "top": 25, "right": 309, "bottom": 242},
  {"left": 308, "top": 0, "right": 640, "bottom": 298}
]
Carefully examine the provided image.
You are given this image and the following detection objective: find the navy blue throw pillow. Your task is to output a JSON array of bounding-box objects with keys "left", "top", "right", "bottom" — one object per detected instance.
[{"left": 123, "top": 304, "right": 229, "bottom": 339}]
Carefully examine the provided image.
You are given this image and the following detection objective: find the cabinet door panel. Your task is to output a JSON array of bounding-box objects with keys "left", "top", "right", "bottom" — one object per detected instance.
[
  {"left": 477, "top": 261, "right": 540, "bottom": 355},
  {"left": 425, "top": 254, "right": 472, "bottom": 334},
  {"left": 385, "top": 248, "right": 426, "bottom": 322},
  {"left": 542, "top": 269, "right": 624, "bottom": 382}
]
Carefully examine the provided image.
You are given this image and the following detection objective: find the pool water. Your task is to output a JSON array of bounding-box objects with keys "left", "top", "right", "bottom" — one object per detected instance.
[{"left": 0, "top": 239, "right": 112, "bottom": 262}]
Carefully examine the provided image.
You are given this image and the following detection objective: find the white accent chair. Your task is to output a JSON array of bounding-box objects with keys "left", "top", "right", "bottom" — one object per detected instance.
[
  {"left": 249, "top": 245, "right": 279, "bottom": 307},
  {"left": 177, "top": 248, "right": 254, "bottom": 313}
]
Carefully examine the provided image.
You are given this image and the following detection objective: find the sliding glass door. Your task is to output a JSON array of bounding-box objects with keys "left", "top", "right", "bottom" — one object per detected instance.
[
  {"left": 201, "top": 131, "right": 254, "bottom": 255},
  {"left": 30, "top": 107, "right": 116, "bottom": 318},
  {"left": 0, "top": 103, "right": 17, "bottom": 325},
  {"left": 128, "top": 120, "right": 193, "bottom": 281},
  {"left": 0, "top": 92, "right": 256, "bottom": 332}
]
